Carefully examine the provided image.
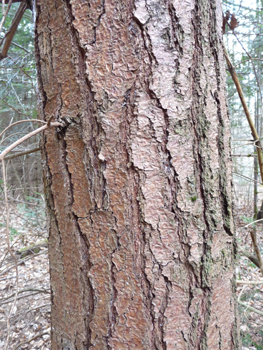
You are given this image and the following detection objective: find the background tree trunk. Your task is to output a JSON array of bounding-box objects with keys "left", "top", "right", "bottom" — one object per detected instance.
[{"left": 35, "top": 0, "right": 240, "bottom": 349}]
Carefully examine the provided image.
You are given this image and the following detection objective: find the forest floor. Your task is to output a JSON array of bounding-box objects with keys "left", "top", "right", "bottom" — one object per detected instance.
[
  {"left": 0, "top": 201, "right": 262, "bottom": 349},
  {"left": 234, "top": 204, "right": 263, "bottom": 350},
  {"left": 0, "top": 202, "right": 50, "bottom": 350}
]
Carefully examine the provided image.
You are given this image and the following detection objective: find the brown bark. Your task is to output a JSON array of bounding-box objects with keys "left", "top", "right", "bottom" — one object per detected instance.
[{"left": 35, "top": 0, "right": 240, "bottom": 349}]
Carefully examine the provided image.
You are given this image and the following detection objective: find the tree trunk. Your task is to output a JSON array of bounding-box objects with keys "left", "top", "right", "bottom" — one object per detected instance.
[{"left": 35, "top": 0, "right": 240, "bottom": 349}]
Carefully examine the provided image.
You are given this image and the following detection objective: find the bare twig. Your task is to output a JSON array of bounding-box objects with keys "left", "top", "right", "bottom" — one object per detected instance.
[
  {"left": 223, "top": 45, "right": 263, "bottom": 277},
  {"left": 238, "top": 246, "right": 260, "bottom": 268},
  {"left": 11, "top": 40, "right": 30, "bottom": 53},
  {"left": 238, "top": 299, "right": 263, "bottom": 316},
  {"left": 0, "top": 122, "right": 61, "bottom": 160},
  {"left": 4, "top": 147, "right": 41, "bottom": 160},
  {"left": 0, "top": 291, "right": 48, "bottom": 306},
  {"left": 10, "top": 303, "right": 50, "bottom": 320},
  {"left": 14, "top": 332, "right": 50, "bottom": 350},
  {"left": 0, "top": 0, "right": 13, "bottom": 33},
  {"left": 232, "top": 139, "right": 255, "bottom": 142},
  {"left": 243, "top": 218, "right": 263, "bottom": 228},
  {"left": 233, "top": 32, "right": 263, "bottom": 138},
  {"left": 0, "top": 235, "right": 20, "bottom": 269},
  {"left": 223, "top": 43, "right": 263, "bottom": 183},
  {"left": 233, "top": 57, "right": 263, "bottom": 68},
  {"left": 2, "top": 99, "right": 31, "bottom": 117},
  {"left": 0, "top": 1, "right": 28, "bottom": 60},
  {"left": 233, "top": 172, "right": 262, "bottom": 184},
  {"left": 0, "top": 119, "right": 46, "bottom": 139},
  {"left": 232, "top": 154, "right": 257, "bottom": 157},
  {"left": 0, "top": 249, "right": 48, "bottom": 276},
  {"left": 249, "top": 230, "right": 263, "bottom": 276},
  {"left": 236, "top": 280, "right": 263, "bottom": 284},
  {"left": 0, "top": 288, "right": 50, "bottom": 303}
]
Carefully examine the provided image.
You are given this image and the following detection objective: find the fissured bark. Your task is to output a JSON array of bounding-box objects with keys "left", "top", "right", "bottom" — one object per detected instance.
[{"left": 35, "top": 0, "right": 240, "bottom": 349}]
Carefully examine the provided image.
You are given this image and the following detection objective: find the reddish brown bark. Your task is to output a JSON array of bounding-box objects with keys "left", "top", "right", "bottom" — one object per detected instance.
[{"left": 35, "top": 0, "right": 240, "bottom": 349}]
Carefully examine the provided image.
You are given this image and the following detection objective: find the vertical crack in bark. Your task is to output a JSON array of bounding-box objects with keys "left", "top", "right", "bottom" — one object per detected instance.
[
  {"left": 168, "top": 2, "right": 184, "bottom": 55},
  {"left": 132, "top": 15, "right": 158, "bottom": 66},
  {"left": 34, "top": 3, "right": 48, "bottom": 114},
  {"left": 186, "top": 0, "right": 217, "bottom": 345},
  {"left": 214, "top": 90, "right": 232, "bottom": 236},
  {"left": 207, "top": 0, "right": 233, "bottom": 237},
  {"left": 64, "top": 126, "right": 97, "bottom": 347},
  {"left": 93, "top": 0, "right": 105, "bottom": 44},
  {"left": 64, "top": 0, "right": 109, "bottom": 211},
  {"left": 141, "top": 221, "right": 160, "bottom": 350},
  {"left": 159, "top": 275, "right": 171, "bottom": 350}
]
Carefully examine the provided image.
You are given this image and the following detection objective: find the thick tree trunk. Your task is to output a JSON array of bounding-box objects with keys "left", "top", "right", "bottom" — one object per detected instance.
[{"left": 35, "top": 0, "right": 240, "bottom": 349}]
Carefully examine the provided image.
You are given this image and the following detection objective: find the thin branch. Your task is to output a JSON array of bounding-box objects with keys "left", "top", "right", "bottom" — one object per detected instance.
[
  {"left": 237, "top": 280, "right": 263, "bottom": 284},
  {"left": 4, "top": 147, "right": 41, "bottom": 160},
  {"left": 0, "top": 235, "right": 20, "bottom": 269},
  {"left": 10, "top": 303, "right": 50, "bottom": 320},
  {"left": 223, "top": 43, "right": 263, "bottom": 183},
  {"left": 233, "top": 142, "right": 256, "bottom": 149},
  {"left": 1, "top": 130, "right": 30, "bottom": 145},
  {"left": 1, "top": 98, "right": 31, "bottom": 118},
  {"left": 10, "top": 40, "right": 30, "bottom": 53},
  {"left": 0, "top": 119, "right": 46, "bottom": 139},
  {"left": 0, "top": 0, "right": 13, "bottom": 33},
  {"left": 233, "top": 32, "right": 263, "bottom": 137},
  {"left": 0, "top": 288, "right": 50, "bottom": 303},
  {"left": 233, "top": 57, "right": 263, "bottom": 68},
  {"left": 0, "top": 122, "right": 61, "bottom": 160},
  {"left": 0, "top": 1, "right": 28, "bottom": 60},
  {"left": 232, "top": 154, "right": 257, "bottom": 157},
  {"left": 239, "top": 246, "right": 260, "bottom": 268},
  {"left": 235, "top": 285, "right": 263, "bottom": 318},
  {"left": 233, "top": 172, "right": 262, "bottom": 184},
  {"left": 243, "top": 218, "right": 263, "bottom": 228},
  {"left": 238, "top": 299, "right": 263, "bottom": 316},
  {"left": 250, "top": 230, "right": 263, "bottom": 276},
  {"left": 0, "top": 291, "right": 48, "bottom": 306},
  {"left": 0, "top": 249, "right": 48, "bottom": 277},
  {"left": 14, "top": 332, "right": 50, "bottom": 350},
  {"left": 232, "top": 139, "right": 255, "bottom": 142}
]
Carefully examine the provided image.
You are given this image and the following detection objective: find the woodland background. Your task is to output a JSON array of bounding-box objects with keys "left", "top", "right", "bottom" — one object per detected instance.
[{"left": 0, "top": 0, "right": 263, "bottom": 349}]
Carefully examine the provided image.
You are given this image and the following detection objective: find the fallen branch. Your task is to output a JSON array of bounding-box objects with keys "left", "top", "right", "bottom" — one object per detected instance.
[
  {"left": 0, "top": 288, "right": 50, "bottom": 303},
  {"left": 10, "top": 303, "right": 50, "bottom": 320},
  {"left": 237, "top": 285, "right": 263, "bottom": 317},
  {"left": 236, "top": 280, "right": 263, "bottom": 284},
  {"left": 238, "top": 246, "right": 260, "bottom": 268},
  {"left": 0, "top": 291, "right": 50, "bottom": 306},
  {"left": 238, "top": 299, "right": 263, "bottom": 316},
  {"left": 16, "top": 240, "right": 48, "bottom": 258},
  {"left": 14, "top": 332, "right": 50, "bottom": 350},
  {"left": 0, "top": 249, "right": 48, "bottom": 277},
  {"left": 243, "top": 218, "right": 263, "bottom": 228}
]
